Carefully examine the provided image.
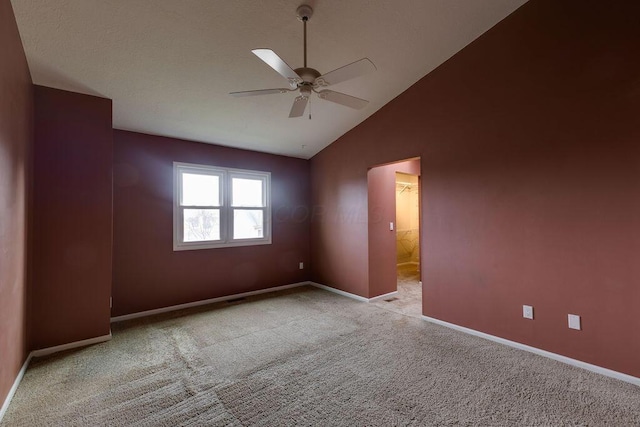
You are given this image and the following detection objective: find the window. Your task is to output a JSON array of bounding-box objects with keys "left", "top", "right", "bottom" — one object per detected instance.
[{"left": 174, "top": 162, "right": 271, "bottom": 250}]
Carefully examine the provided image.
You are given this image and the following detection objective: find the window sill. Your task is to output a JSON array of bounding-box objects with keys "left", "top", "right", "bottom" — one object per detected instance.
[{"left": 173, "top": 238, "right": 272, "bottom": 251}]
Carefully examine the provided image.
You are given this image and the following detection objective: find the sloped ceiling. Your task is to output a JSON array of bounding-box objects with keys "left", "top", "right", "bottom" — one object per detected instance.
[{"left": 12, "top": 0, "right": 527, "bottom": 159}]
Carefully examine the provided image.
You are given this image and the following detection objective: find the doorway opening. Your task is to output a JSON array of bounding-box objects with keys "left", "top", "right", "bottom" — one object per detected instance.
[
  {"left": 367, "top": 157, "right": 422, "bottom": 318},
  {"left": 394, "top": 172, "right": 422, "bottom": 316}
]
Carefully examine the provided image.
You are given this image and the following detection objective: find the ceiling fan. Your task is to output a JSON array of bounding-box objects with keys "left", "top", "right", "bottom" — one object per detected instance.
[{"left": 230, "top": 4, "right": 376, "bottom": 118}]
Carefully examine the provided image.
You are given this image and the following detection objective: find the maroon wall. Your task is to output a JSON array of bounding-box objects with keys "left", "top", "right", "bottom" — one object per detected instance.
[
  {"left": 309, "top": 147, "right": 369, "bottom": 297},
  {"left": 368, "top": 159, "right": 420, "bottom": 298},
  {"left": 31, "top": 86, "right": 113, "bottom": 349},
  {"left": 112, "top": 131, "right": 310, "bottom": 316},
  {"left": 310, "top": 0, "right": 640, "bottom": 377},
  {"left": 0, "top": 0, "right": 33, "bottom": 407}
]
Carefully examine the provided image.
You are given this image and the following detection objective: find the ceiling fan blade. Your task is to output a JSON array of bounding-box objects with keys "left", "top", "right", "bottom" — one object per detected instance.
[
  {"left": 316, "top": 58, "right": 376, "bottom": 87},
  {"left": 289, "top": 96, "right": 309, "bottom": 118},
  {"left": 230, "top": 88, "right": 292, "bottom": 97},
  {"left": 317, "top": 90, "right": 369, "bottom": 110},
  {"left": 252, "top": 49, "right": 302, "bottom": 87}
]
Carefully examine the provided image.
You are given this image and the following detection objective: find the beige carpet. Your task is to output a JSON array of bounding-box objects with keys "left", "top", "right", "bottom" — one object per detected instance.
[{"left": 3, "top": 286, "right": 639, "bottom": 426}]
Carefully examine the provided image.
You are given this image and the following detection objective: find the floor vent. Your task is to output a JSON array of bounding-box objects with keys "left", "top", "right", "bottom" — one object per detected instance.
[
  {"left": 384, "top": 297, "right": 399, "bottom": 302},
  {"left": 226, "top": 297, "right": 247, "bottom": 304}
]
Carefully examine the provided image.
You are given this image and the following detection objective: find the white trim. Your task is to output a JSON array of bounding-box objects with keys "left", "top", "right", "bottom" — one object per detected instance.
[
  {"left": 367, "top": 291, "right": 399, "bottom": 303},
  {"left": 422, "top": 315, "right": 640, "bottom": 387},
  {"left": 0, "top": 354, "right": 32, "bottom": 423},
  {"left": 111, "top": 282, "right": 309, "bottom": 323},
  {"left": 309, "top": 282, "right": 369, "bottom": 302},
  {"left": 30, "top": 333, "right": 112, "bottom": 358},
  {"left": 309, "top": 281, "right": 399, "bottom": 303},
  {"left": 1, "top": 332, "right": 115, "bottom": 422}
]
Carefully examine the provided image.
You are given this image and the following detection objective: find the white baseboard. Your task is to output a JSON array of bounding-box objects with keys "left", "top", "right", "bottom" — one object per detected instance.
[
  {"left": 111, "top": 282, "right": 309, "bottom": 323},
  {"left": 0, "top": 353, "right": 32, "bottom": 424},
  {"left": 310, "top": 282, "right": 401, "bottom": 303},
  {"left": 309, "top": 282, "right": 369, "bottom": 302},
  {"left": 1, "top": 332, "right": 114, "bottom": 423},
  {"left": 113, "top": 281, "right": 394, "bottom": 321},
  {"left": 367, "top": 291, "right": 399, "bottom": 303},
  {"left": 422, "top": 315, "right": 640, "bottom": 387},
  {"left": 31, "top": 333, "right": 113, "bottom": 358}
]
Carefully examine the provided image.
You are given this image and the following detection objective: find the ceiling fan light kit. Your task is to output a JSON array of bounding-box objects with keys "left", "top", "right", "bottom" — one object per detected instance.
[{"left": 230, "top": 4, "right": 376, "bottom": 118}]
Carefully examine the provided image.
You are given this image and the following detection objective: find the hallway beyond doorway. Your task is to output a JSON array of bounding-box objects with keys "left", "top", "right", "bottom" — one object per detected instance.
[{"left": 372, "top": 265, "right": 421, "bottom": 318}]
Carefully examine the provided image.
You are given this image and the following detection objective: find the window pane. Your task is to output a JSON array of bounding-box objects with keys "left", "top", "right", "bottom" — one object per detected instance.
[
  {"left": 182, "top": 173, "right": 219, "bottom": 206},
  {"left": 233, "top": 209, "right": 263, "bottom": 239},
  {"left": 183, "top": 209, "right": 220, "bottom": 242},
  {"left": 232, "top": 178, "right": 263, "bottom": 207}
]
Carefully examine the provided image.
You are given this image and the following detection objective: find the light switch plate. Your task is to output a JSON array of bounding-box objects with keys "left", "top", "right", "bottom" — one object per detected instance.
[
  {"left": 568, "top": 314, "right": 581, "bottom": 330},
  {"left": 390, "top": 222, "right": 394, "bottom": 231},
  {"left": 523, "top": 305, "right": 534, "bottom": 320}
]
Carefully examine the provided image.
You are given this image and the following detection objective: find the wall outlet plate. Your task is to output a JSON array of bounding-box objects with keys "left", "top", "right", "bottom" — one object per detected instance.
[
  {"left": 523, "top": 305, "right": 534, "bottom": 320},
  {"left": 568, "top": 314, "right": 581, "bottom": 330},
  {"left": 299, "top": 262, "right": 304, "bottom": 270}
]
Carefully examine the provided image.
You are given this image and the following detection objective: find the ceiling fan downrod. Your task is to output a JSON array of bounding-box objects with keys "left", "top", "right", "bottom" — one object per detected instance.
[{"left": 296, "top": 5, "right": 313, "bottom": 68}]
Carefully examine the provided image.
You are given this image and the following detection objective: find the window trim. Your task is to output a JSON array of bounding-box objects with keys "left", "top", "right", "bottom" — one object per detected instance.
[{"left": 173, "top": 162, "right": 272, "bottom": 251}]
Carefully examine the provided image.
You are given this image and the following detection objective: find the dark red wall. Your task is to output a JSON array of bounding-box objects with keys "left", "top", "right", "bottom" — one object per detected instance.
[
  {"left": 31, "top": 86, "right": 113, "bottom": 349},
  {"left": 309, "top": 149, "right": 369, "bottom": 296},
  {"left": 0, "top": 0, "right": 33, "bottom": 406},
  {"left": 368, "top": 159, "right": 420, "bottom": 298},
  {"left": 310, "top": 0, "right": 640, "bottom": 377},
  {"left": 112, "top": 131, "right": 310, "bottom": 316}
]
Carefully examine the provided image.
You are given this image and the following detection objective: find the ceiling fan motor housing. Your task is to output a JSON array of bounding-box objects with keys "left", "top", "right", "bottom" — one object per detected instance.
[{"left": 294, "top": 67, "right": 321, "bottom": 84}]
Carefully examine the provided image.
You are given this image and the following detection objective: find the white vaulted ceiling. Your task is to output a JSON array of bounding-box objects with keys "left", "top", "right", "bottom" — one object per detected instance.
[{"left": 11, "top": 0, "right": 527, "bottom": 159}]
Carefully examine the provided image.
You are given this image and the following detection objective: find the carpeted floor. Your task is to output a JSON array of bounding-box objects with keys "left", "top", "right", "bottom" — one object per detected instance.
[{"left": 3, "top": 285, "right": 639, "bottom": 426}]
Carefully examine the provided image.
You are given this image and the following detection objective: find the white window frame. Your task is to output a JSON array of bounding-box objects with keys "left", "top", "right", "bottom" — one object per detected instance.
[{"left": 173, "top": 162, "right": 271, "bottom": 251}]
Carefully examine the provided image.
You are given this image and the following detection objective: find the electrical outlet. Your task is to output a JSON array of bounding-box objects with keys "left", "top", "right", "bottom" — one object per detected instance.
[
  {"left": 568, "top": 314, "right": 581, "bottom": 330},
  {"left": 299, "top": 262, "right": 304, "bottom": 270},
  {"left": 523, "top": 305, "right": 534, "bottom": 320},
  {"left": 390, "top": 222, "right": 394, "bottom": 231}
]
